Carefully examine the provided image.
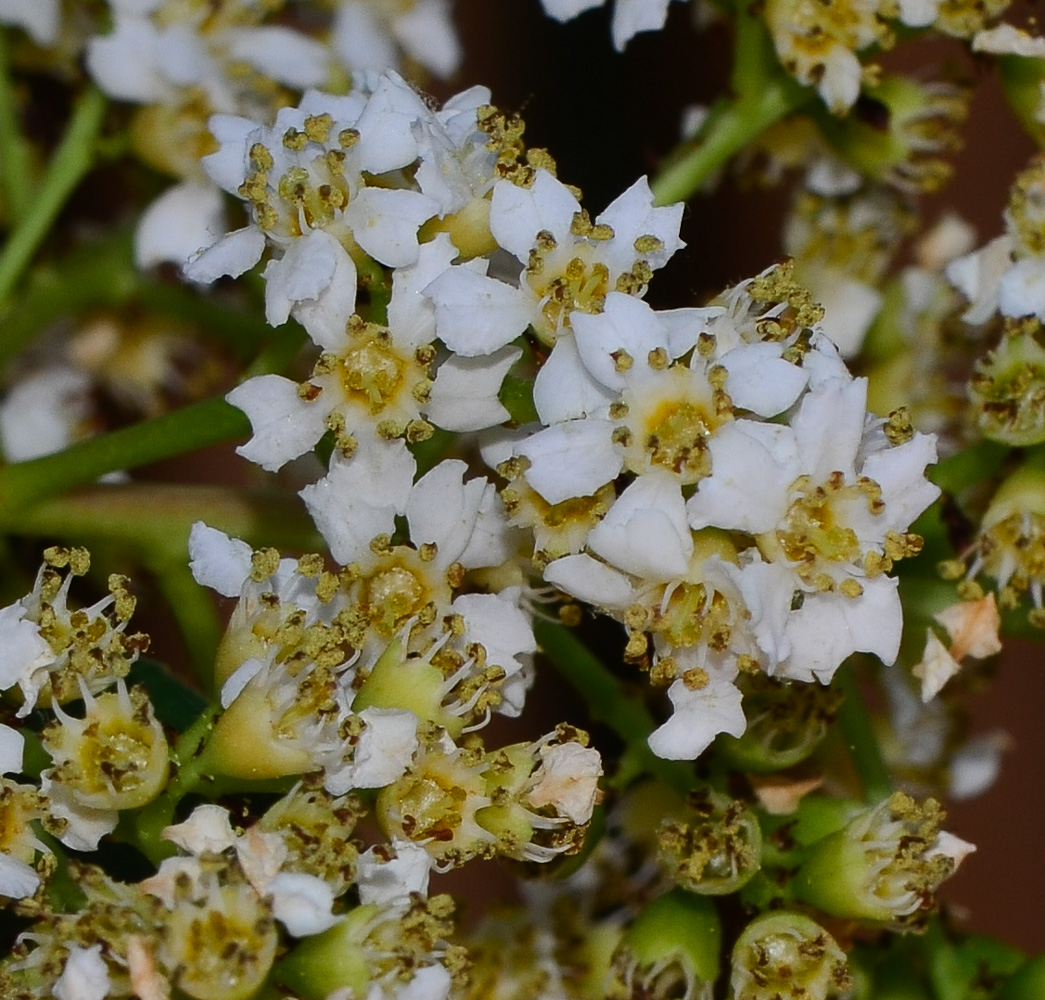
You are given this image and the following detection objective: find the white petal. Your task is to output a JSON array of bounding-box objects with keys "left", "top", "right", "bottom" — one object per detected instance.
[
  {"left": 451, "top": 592, "right": 536, "bottom": 678},
  {"left": 228, "top": 28, "right": 329, "bottom": 89},
  {"left": 291, "top": 237, "right": 359, "bottom": 351},
  {"left": 328, "top": 708, "right": 418, "bottom": 792},
  {"left": 406, "top": 459, "right": 486, "bottom": 563},
  {"left": 226, "top": 374, "right": 329, "bottom": 472},
  {"left": 596, "top": 174, "right": 684, "bottom": 269},
  {"left": 973, "top": 23, "right": 1045, "bottom": 57},
  {"left": 162, "top": 803, "right": 236, "bottom": 855},
  {"left": 42, "top": 776, "right": 118, "bottom": 851},
  {"left": 490, "top": 171, "right": 580, "bottom": 261},
  {"left": 0, "top": 851, "right": 40, "bottom": 900},
  {"left": 540, "top": 0, "right": 605, "bottom": 21},
  {"left": 570, "top": 293, "right": 670, "bottom": 393},
  {"left": 86, "top": 16, "right": 170, "bottom": 103},
  {"left": 611, "top": 0, "right": 675, "bottom": 50},
  {"left": 0, "top": 0, "right": 59, "bottom": 44},
  {"left": 516, "top": 419, "right": 622, "bottom": 504},
  {"left": 529, "top": 742, "right": 603, "bottom": 824},
  {"left": 718, "top": 342, "right": 808, "bottom": 417},
  {"left": 945, "top": 236, "right": 1012, "bottom": 326},
  {"left": 263, "top": 230, "right": 338, "bottom": 328},
  {"left": 353, "top": 73, "right": 431, "bottom": 173},
  {"left": 587, "top": 472, "right": 692, "bottom": 580},
  {"left": 0, "top": 603, "right": 54, "bottom": 709},
  {"left": 543, "top": 554, "right": 635, "bottom": 611},
  {"left": 397, "top": 964, "right": 452, "bottom": 1000},
  {"left": 781, "top": 576, "right": 902, "bottom": 682},
  {"left": 860, "top": 431, "right": 940, "bottom": 534},
  {"left": 394, "top": 0, "right": 462, "bottom": 78},
  {"left": 0, "top": 725, "right": 24, "bottom": 776},
  {"left": 357, "top": 841, "right": 434, "bottom": 906},
  {"left": 268, "top": 872, "right": 339, "bottom": 937},
  {"left": 425, "top": 267, "right": 532, "bottom": 356},
  {"left": 686, "top": 421, "right": 796, "bottom": 534},
  {"left": 54, "top": 945, "right": 110, "bottom": 1000},
  {"left": 999, "top": 257, "right": 1045, "bottom": 319},
  {"left": 301, "top": 444, "right": 416, "bottom": 565},
  {"left": 792, "top": 378, "right": 867, "bottom": 481},
  {"left": 201, "top": 114, "right": 258, "bottom": 194},
  {"left": 647, "top": 673, "right": 746, "bottom": 760},
  {"left": 333, "top": 2, "right": 398, "bottom": 73},
  {"left": 343, "top": 187, "right": 438, "bottom": 268},
  {"left": 136, "top": 180, "right": 225, "bottom": 270},
  {"left": 812, "top": 272, "right": 882, "bottom": 358},
  {"left": 184, "top": 226, "right": 265, "bottom": 285},
  {"left": 0, "top": 367, "right": 91, "bottom": 462},
  {"left": 188, "top": 522, "right": 252, "bottom": 597},
  {"left": 387, "top": 233, "right": 459, "bottom": 350},
  {"left": 532, "top": 336, "right": 615, "bottom": 423},
  {"left": 427, "top": 347, "right": 520, "bottom": 432}
]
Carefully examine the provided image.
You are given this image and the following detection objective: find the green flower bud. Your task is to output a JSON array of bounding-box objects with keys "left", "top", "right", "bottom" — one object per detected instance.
[
  {"left": 822, "top": 76, "right": 967, "bottom": 193},
  {"left": 276, "top": 904, "right": 379, "bottom": 1000},
  {"left": 969, "top": 324, "right": 1045, "bottom": 446},
  {"left": 718, "top": 674, "right": 841, "bottom": 773},
  {"left": 375, "top": 728, "right": 495, "bottom": 867},
  {"left": 613, "top": 889, "right": 721, "bottom": 1000},
  {"left": 948, "top": 463, "right": 1045, "bottom": 626},
  {"left": 730, "top": 911, "right": 850, "bottom": 1000},
  {"left": 793, "top": 792, "right": 972, "bottom": 929},
  {"left": 353, "top": 636, "right": 466, "bottom": 737},
  {"left": 658, "top": 788, "right": 762, "bottom": 895}
]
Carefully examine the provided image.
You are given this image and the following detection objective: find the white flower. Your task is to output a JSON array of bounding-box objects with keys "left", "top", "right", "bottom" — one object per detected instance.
[
  {"left": 187, "top": 79, "right": 441, "bottom": 341},
  {"left": 333, "top": 0, "right": 461, "bottom": 78},
  {"left": 763, "top": 0, "right": 884, "bottom": 113},
  {"left": 972, "top": 24, "right": 1045, "bottom": 57},
  {"left": 86, "top": 1, "right": 328, "bottom": 111},
  {"left": 226, "top": 235, "right": 518, "bottom": 473},
  {"left": 687, "top": 378, "right": 940, "bottom": 682},
  {"left": 540, "top": 0, "right": 681, "bottom": 51},
  {"left": 425, "top": 170, "right": 684, "bottom": 357}
]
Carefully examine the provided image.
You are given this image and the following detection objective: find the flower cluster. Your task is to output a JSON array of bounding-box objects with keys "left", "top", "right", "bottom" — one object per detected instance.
[{"left": 3, "top": 0, "right": 1041, "bottom": 997}]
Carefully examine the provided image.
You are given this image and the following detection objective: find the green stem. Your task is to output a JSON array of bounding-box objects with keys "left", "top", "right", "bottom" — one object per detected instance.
[
  {"left": 148, "top": 556, "right": 223, "bottom": 693},
  {"left": 650, "top": 0, "right": 806, "bottom": 206},
  {"left": 0, "top": 31, "right": 34, "bottom": 223},
  {"left": 650, "top": 76, "right": 806, "bottom": 205},
  {"left": 0, "top": 396, "right": 249, "bottom": 509},
  {"left": 534, "top": 620, "right": 692, "bottom": 794},
  {"left": 0, "top": 84, "right": 106, "bottom": 311},
  {"left": 0, "top": 483, "right": 323, "bottom": 552},
  {"left": 834, "top": 661, "right": 893, "bottom": 803},
  {"left": 135, "top": 704, "right": 221, "bottom": 864},
  {"left": 0, "top": 325, "right": 306, "bottom": 509}
]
